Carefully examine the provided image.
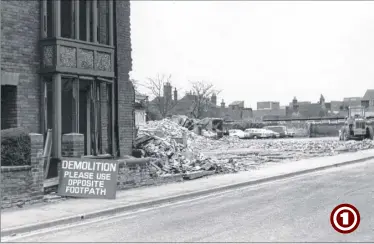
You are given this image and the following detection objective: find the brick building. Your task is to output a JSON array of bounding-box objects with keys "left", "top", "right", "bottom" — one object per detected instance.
[
  {"left": 256, "top": 101, "right": 280, "bottom": 110},
  {"left": 1, "top": 1, "right": 134, "bottom": 159}
]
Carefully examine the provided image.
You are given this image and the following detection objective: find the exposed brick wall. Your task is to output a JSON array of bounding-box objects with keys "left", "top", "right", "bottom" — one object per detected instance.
[
  {"left": 62, "top": 133, "right": 85, "bottom": 157},
  {"left": 114, "top": 1, "right": 134, "bottom": 156},
  {"left": 117, "top": 160, "right": 183, "bottom": 190},
  {"left": 1, "top": 0, "right": 41, "bottom": 133},
  {"left": 1, "top": 133, "right": 44, "bottom": 209},
  {"left": 1, "top": 85, "right": 18, "bottom": 129}
]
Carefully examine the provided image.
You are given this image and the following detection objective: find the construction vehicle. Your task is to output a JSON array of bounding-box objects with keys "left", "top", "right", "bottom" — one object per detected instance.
[{"left": 339, "top": 106, "right": 374, "bottom": 141}]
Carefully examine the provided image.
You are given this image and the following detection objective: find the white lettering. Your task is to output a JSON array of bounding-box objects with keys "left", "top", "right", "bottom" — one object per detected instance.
[
  {"left": 62, "top": 160, "right": 69, "bottom": 169},
  {"left": 65, "top": 186, "right": 107, "bottom": 196}
]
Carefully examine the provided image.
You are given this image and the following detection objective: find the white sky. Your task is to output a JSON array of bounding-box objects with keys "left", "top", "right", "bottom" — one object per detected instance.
[{"left": 130, "top": 1, "right": 374, "bottom": 108}]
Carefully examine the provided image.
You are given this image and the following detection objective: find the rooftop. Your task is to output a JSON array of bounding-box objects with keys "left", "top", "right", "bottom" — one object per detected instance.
[
  {"left": 362, "top": 89, "right": 374, "bottom": 100},
  {"left": 229, "top": 101, "right": 244, "bottom": 106}
]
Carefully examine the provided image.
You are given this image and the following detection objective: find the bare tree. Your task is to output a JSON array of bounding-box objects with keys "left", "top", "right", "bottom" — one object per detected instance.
[
  {"left": 143, "top": 74, "right": 178, "bottom": 119},
  {"left": 189, "top": 81, "right": 221, "bottom": 119}
]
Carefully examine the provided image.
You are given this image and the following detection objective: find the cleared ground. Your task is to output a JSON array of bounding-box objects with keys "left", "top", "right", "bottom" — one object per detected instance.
[{"left": 200, "top": 136, "right": 374, "bottom": 172}]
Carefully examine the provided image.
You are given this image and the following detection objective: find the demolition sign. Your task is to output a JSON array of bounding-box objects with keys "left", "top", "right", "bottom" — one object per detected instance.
[{"left": 58, "top": 158, "right": 119, "bottom": 199}]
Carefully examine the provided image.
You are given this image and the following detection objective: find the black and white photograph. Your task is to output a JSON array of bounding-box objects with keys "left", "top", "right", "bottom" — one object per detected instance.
[{"left": 1, "top": 0, "right": 374, "bottom": 242}]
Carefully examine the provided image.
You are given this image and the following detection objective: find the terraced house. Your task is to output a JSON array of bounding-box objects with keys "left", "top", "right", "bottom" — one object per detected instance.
[{"left": 1, "top": 1, "right": 135, "bottom": 159}]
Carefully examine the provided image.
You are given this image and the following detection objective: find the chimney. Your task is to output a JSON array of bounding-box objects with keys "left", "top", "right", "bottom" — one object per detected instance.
[
  {"left": 174, "top": 88, "right": 178, "bottom": 101},
  {"left": 292, "top": 96, "right": 299, "bottom": 113},
  {"left": 221, "top": 99, "right": 225, "bottom": 108},
  {"left": 319, "top": 94, "right": 325, "bottom": 105},
  {"left": 211, "top": 93, "right": 217, "bottom": 106},
  {"left": 163, "top": 82, "right": 172, "bottom": 101}
]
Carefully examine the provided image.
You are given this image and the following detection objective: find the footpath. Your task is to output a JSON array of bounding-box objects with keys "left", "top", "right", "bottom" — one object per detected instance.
[{"left": 2, "top": 149, "right": 374, "bottom": 237}]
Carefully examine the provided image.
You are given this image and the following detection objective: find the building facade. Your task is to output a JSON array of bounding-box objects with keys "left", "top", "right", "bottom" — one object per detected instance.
[
  {"left": 1, "top": 0, "right": 134, "bottom": 159},
  {"left": 256, "top": 101, "right": 280, "bottom": 110}
]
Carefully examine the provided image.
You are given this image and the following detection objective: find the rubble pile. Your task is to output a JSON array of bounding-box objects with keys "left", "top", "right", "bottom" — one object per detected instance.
[
  {"left": 136, "top": 119, "right": 374, "bottom": 175},
  {"left": 136, "top": 119, "right": 222, "bottom": 175}
]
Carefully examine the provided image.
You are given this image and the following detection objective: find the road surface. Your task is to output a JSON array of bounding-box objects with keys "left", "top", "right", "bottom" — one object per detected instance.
[{"left": 4, "top": 160, "right": 374, "bottom": 242}]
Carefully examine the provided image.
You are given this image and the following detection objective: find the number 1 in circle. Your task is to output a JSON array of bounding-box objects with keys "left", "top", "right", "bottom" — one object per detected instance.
[{"left": 340, "top": 212, "right": 349, "bottom": 226}]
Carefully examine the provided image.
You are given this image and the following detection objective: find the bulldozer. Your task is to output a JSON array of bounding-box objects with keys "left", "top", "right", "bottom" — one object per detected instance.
[{"left": 339, "top": 106, "right": 374, "bottom": 141}]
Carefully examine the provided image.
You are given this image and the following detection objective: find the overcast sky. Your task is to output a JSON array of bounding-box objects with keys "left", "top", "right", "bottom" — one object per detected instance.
[{"left": 130, "top": 1, "right": 374, "bottom": 109}]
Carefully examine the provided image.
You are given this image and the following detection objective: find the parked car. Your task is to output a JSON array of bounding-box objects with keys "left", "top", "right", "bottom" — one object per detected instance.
[
  {"left": 287, "top": 130, "right": 295, "bottom": 138},
  {"left": 261, "top": 129, "right": 280, "bottom": 138},
  {"left": 264, "top": 126, "right": 290, "bottom": 138},
  {"left": 245, "top": 128, "right": 267, "bottom": 139},
  {"left": 228, "top": 129, "right": 246, "bottom": 139}
]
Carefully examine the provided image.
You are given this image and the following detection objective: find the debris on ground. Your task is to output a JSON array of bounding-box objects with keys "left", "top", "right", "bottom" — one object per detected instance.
[{"left": 136, "top": 118, "right": 374, "bottom": 175}]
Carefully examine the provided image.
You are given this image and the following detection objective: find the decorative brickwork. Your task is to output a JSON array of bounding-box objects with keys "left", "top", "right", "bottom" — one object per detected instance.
[
  {"left": 96, "top": 52, "right": 111, "bottom": 71},
  {"left": 43, "top": 46, "right": 54, "bottom": 67},
  {"left": 60, "top": 46, "right": 77, "bottom": 68},
  {"left": 78, "top": 49, "right": 94, "bottom": 69}
]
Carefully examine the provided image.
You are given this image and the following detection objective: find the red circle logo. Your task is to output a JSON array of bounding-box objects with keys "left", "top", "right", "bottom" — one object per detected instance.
[{"left": 330, "top": 203, "right": 360, "bottom": 234}]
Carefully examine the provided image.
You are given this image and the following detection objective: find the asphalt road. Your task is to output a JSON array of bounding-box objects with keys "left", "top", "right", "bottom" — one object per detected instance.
[{"left": 4, "top": 161, "right": 374, "bottom": 242}]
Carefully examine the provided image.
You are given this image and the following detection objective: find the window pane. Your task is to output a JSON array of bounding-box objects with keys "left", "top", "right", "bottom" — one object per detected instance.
[
  {"left": 61, "top": 78, "right": 74, "bottom": 135},
  {"left": 61, "top": 0, "right": 73, "bottom": 38},
  {"left": 79, "top": 80, "right": 90, "bottom": 155},
  {"left": 79, "top": 0, "right": 87, "bottom": 41},
  {"left": 1, "top": 85, "right": 18, "bottom": 129},
  {"left": 46, "top": 0, "right": 53, "bottom": 37},
  {"left": 90, "top": 2, "right": 94, "bottom": 42}
]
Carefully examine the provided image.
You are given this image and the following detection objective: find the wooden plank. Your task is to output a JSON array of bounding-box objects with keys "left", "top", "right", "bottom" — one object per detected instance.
[
  {"left": 44, "top": 177, "right": 59, "bottom": 188},
  {"left": 43, "top": 129, "right": 52, "bottom": 179},
  {"left": 97, "top": 77, "right": 113, "bottom": 83}
]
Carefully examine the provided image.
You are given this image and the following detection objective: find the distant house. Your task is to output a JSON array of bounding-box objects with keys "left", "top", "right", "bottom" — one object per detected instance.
[
  {"left": 229, "top": 101, "right": 245, "bottom": 110},
  {"left": 286, "top": 95, "right": 327, "bottom": 118},
  {"left": 361, "top": 89, "right": 374, "bottom": 116},
  {"left": 327, "top": 101, "right": 344, "bottom": 114},
  {"left": 361, "top": 89, "right": 374, "bottom": 108},
  {"left": 257, "top": 101, "right": 280, "bottom": 110},
  {"left": 342, "top": 97, "right": 362, "bottom": 110},
  {"left": 298, "top": 103, "right": 326, "bottom": 118},
  {"left": 252, "top": 108, "right": 286, "bottom": 120}
]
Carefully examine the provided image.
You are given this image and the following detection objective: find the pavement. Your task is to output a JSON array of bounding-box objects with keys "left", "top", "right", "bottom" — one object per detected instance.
[
  {"left": 2, "top": 148, "right": 374, "bottom": 240},
  {"left": 3, "top": 158, "right": 374, "bottom": 242}
]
